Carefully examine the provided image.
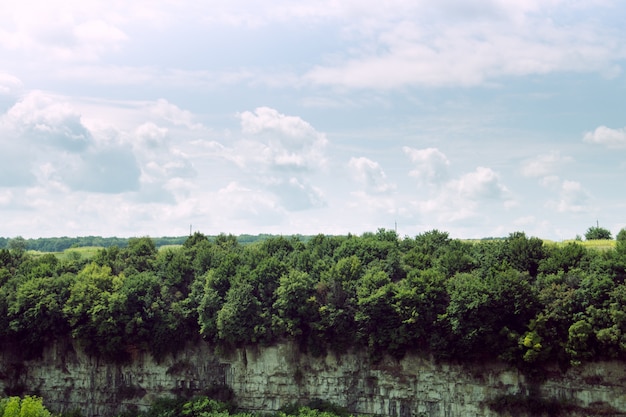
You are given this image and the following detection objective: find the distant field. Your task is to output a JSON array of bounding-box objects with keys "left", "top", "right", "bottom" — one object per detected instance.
[
  {"left": 461, "top": 238, "right": 617, "bottom": 251},
  {"left": 158, "top": 244, "right": 183, "bottom": 251},
  {"left": 28, "top": 246, "right": 103, "bottom": 260},
  {"left": 561, "top": 239, "right": 616, "bottom": 251},
  {"left": 28, "top": 244, "right": 183, "bottom": 260}
]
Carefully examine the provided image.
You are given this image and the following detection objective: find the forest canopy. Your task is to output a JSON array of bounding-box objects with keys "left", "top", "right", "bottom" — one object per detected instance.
[{"left": 2, "top": 229, "right": 626, "bottom": 372}]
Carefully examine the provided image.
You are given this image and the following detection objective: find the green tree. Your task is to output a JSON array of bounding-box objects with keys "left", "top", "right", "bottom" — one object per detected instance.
[
  {"left": 393, "top": 268, "right": 448, "bottom": 352},
  {"left": 355, "top": 267, "right": 404, "bottom": 360},
  {"left": 63, "top": 263, "right": 127, "bottom": 360},
  {"left": 124, "top": 237, "right": 157, "bottom": 273},
  {"left": 217, "top": 281, "right": 262, "bottom": 346},
  {"left": 272, "top": 270, "right": 318, "bottom": 341},
  {"left": 7, "top": 273, "right": 74, "bottom": 357},
  {"left": 442, "top": 269, "right": 538, "bottom": 361},
  {"left": 0, "top": 396, "right": 51, "bottom": 417},
  {"left": 585, "top": 226, "right": 612, "bottom": 240},
  {"left": 7, "top": 236, "right": 27, "bottom": 258},
  {"left": 503, "top": 232, "right": 545, "bottom": 278},
  {"left": 315, "top": 256, "right": 360, "bottom": 353}
]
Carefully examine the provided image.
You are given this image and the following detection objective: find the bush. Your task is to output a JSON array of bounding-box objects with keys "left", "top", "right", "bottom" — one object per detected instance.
[{"left": 0, "top": 396, "right": 52, "bottom": 417}]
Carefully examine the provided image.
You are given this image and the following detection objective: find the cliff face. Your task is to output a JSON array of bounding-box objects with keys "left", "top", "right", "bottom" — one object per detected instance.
[{"left": 1, "top": 340, "right": 626, "bottom": 417}]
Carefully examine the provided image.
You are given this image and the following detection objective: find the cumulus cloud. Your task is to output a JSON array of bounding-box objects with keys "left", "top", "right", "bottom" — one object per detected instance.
[
  {"left": 583, "top": 126, "right": 626, "bottom": 148},
  {"left": 521, "top": 151, "right": 573, "bottom": 178},
  {"left": 455, "top": 166, "right": 509, "bottom": 200},
  {"left": 238, "top": 107, "right": 328, "bottom": 171},
  {"left": 403, "top": 146, "right": 449, "bottom": 185},
  {"left": 149, "top": 99, "right": 202, "bottom": 130},
  {"left": 412, "top": 164, "right": 512, "bottom": 225},
  {"left": 3, "top": 91, "right": 91, "bottom": 152},
  {"left": 194, "top": 107, "right": 329, "bottom": 211},
  {"left": 0, "top": 91, "right": 152, "bottom": 195},
  {"left": 135, "top": 122, "right": 169, "bottom": 149},
  {"left": 539, "top": 175, "right": 590, "bottom": 214},
  {"left": 348, "top": 157, "right": 395, "bottom": 194}
]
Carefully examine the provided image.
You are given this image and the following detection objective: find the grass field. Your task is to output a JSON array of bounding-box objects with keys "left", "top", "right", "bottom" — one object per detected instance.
[
  {"left": 28, "top": 244, "right": 183, "bottom": 260},
  {"left": 27, "top": 246, "right": 103, "bottom": 260},
  {"left": 561, "top": 239, "right": 616, "bottom": 251}
]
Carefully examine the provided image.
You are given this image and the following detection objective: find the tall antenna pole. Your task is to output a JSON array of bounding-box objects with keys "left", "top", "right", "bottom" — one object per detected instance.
[{"left": 190, "top": 224, "right": 192, "bottom": 236}]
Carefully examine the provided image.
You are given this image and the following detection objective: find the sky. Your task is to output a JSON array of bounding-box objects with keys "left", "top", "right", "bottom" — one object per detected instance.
[{"left": 1, "top": 0, "right": 626, "bottom": 240}]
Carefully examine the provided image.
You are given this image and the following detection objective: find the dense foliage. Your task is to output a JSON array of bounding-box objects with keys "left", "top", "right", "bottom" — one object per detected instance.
[
  {"left": 1, "top": 395, "right": 350, "bottom": 417},
  {"left": 2, "top": 229, "right": 626, "bottom": 371},
  {"left": 117, "top": 396, "right": 350, "bottom": 417},
  {"left": 0, "top": 396, "right": 52, "bottom": 417}
]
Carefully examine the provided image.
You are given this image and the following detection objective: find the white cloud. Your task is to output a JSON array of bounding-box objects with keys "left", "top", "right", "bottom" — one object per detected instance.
[
  {"left": 455, "top": 166, "right": 509, "bottom": 200},
  {"left": 3, "top": 91, "right": 91, "bottom": 151},
  {"left": 410, "top": 164, "right": 512, "bottom": 226},
  {"left": 583, "top": 126, "right": 626, "bottom": 148},
  {"left": 304, "top": 2, "right": 624, "bottom": 89},
  {"left": 540, "top": 175, "right": 561, "bottom": 188},
  {"left": 190, "top": 107, "right": 329, "bottom": 212},
  {"left": 403, "top": 146, "right": 450, "bottom": 185},
  {"left": 521, "top": 151, "right": 573, "bottom": 177},
  {"left": 237, "top": 107, "right": 328, "bottom": 171},
  {"left": 543, "top": 178, "right": 590, "bottom": 213},
  {"left": 209, "top": 181, "right": 285, "bottom": 227},
  {"left": 149, "top": 99, "right": 203, "bottom": 130},
  {"left": 0, "top": 2, "right": 128, "bottom": 62},
  {"left": 555, "top": 180, "right": 590, "bottom": 213},
  {"left": 0, "top": 72, "right": 23, "bottom": 98},
  {"left": 135, "top": 122, "right": 168, "bottom": 149},
  {"left": 348, "top": 157, "right": 395, "bottom": 194}
]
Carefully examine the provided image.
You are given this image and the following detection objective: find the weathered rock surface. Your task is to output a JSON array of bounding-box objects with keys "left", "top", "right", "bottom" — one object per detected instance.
[{"left": 2, "top": 340, "right": 626, "bottom": 416}]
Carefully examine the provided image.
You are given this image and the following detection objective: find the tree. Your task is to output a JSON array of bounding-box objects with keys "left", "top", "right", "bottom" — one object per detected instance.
[
  {"left": 272, "top": 270, "right": 318, "bottom": 343},
  {"left": 0, "top": 396, "right": 52, "bottom": 417},
  {"left": 217, "top": 281, "right": 262, "bottom": 345},
  {"left": 503, "top": 232, "right": 545, "bottom": 278},
  {"left": 63, "top": 263, "right": 127, "bottom": 360},
  {"left": 585, "top": 226, "right": 612, "bottom": 240},
  {"left": 7, "top": 236, "right": 27, "bottom": 259}
]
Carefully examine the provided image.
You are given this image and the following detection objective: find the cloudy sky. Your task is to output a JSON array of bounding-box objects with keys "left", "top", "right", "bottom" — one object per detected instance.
[{"left": 1, "top": 0, "right": 625, "bottom": 240}]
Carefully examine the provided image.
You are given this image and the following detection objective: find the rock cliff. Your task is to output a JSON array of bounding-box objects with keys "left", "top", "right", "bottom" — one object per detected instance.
[{"left": 1, "top": 340, "right": 626, "bottom": 417}]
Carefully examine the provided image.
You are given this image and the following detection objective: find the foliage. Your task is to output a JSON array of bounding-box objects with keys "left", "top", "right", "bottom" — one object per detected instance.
[
  {"left": 0, "top": 396, "right": 52, "bottom": 417},
  {"left": 585, "top": 226, "right": 612, "bottom": 241},
  {"left": 2, "top": 228, "right": 626, "bottom": 369}
]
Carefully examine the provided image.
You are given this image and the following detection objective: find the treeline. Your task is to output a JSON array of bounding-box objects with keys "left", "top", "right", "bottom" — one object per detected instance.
[
  {"left": 0, "top": 234, "right": 313, "bottom": 253},
  {"left": 0, "top": 236, "right": 183, "bottom": 252},
  {"left": 2, "top": 229, "right": 626, "bottom": 372}
]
